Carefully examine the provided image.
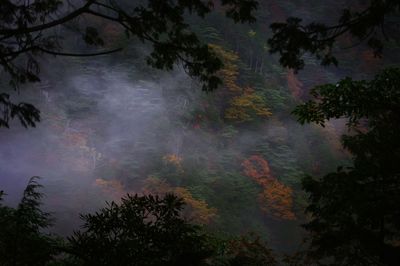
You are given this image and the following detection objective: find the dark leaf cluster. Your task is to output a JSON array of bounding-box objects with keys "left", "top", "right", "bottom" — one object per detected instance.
[
  {"left": 268, "top": 0, "right": 400, "bottom": 71},
  {"left": 0, "top": 93, "right": 40, "bottom": 128}
]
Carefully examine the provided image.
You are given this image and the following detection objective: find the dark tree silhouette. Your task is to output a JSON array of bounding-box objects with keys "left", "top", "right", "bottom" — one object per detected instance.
[
  {"left": 293, "top": 68, "right": 400, "bottom": 266},
  {"left": 0, "top": 177, "right": 60, "bottom": 266},
  {"left": 1, "top": 179, "right": 282, "bottom": 266},
  {"left": 267, "top": 2, "right": 400, "bottom": 264},
  {"left": 68, "top": 193, "right": 213, "bottom": 266}
]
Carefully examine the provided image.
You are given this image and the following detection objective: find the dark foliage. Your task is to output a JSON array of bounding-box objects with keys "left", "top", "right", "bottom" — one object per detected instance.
[
  {"left": 223, "top": 234, "right": 277, "bottom": 266},
  {"left": 0, "top": 180, "right": 282, "bottom": 265},
  {"left": 68, "top": 193, "right": 213, "bottom": 266},
  {"left": 0, "top": 93, "right": 40, "bottom": 128},
  {"left": 0, "top": 177, "right": 59, "bottom": 266},
  {"left": 268, "top": 0, "right": 400, "bottom": 70},
  {"left": 293, "top": 68, "right": 400, "bottom": 265}
]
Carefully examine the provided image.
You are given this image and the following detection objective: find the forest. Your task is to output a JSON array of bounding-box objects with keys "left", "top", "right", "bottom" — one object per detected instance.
[{"left": 0, "top": 0, "right": 399, "bottom": 265}]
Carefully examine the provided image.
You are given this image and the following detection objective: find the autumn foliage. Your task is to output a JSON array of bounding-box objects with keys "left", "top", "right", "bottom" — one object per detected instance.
[
  {"left": 174, "top": 187, "right": 218, "bottom": 225},
  {"left": 209, "top": 44, "right": 241, "bottom": 93},
  {"left": 225, "top": 87, "right": 272, "bottom": 122},
  {"left": 258, "top": 179, "right": 295, "bottom": 220},
  {"left": 143, "top": 177, "right": 217, "bottom": 224},
  {"left": 242, "top": 155, "right": 272, "bottom": 181},
  {"left": 163, "top": 154, "right": 183, "bottom": 168},
  {"left": 209, "top": 44, "right": 271, "bottom": 123},
  {"left": 242, "top": 155, "right": 295, "bottom": 220},
  {"left": 224, "top": 234, "right": 278, "bottom": 266}
]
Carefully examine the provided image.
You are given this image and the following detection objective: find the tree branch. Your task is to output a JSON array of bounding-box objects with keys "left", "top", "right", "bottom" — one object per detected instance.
[
  {"left": 0, "top": 0, "right": 96, "bottom": 36},
  {"left": 38, "top": 47, "right": 123, "bottom": 57}
]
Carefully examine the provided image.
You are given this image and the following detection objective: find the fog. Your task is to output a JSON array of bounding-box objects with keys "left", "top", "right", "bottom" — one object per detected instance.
[{"left": 0, "top": 0, "right": 371, "bottom": 252}]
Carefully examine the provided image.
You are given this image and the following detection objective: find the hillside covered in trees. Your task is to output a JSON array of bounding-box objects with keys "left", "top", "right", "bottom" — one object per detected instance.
[{"left": 0, "top": 0, "right": 399, "bottom": 265}]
